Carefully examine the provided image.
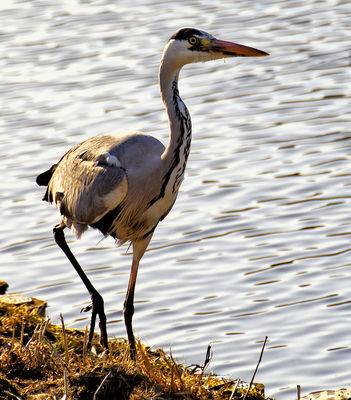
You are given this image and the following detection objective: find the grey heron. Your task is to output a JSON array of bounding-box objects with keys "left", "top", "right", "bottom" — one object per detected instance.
[{"left": 36, "top": 27, "right": 268, "bottom": 359}]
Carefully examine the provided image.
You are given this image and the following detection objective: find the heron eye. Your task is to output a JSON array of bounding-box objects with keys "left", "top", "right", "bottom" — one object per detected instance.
[{"left": 188, "top": 36, "right": 198, "bottom": 45}]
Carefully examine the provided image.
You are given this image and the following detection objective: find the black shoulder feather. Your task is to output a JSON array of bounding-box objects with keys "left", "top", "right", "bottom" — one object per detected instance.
[{"left": 36, "top": 164, "right": 57, "bottom": 186}]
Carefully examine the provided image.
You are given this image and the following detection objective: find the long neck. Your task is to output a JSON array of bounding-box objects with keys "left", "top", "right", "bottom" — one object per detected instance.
[{"left": 159, "top": 56, "right": 192, "bottom": 194}]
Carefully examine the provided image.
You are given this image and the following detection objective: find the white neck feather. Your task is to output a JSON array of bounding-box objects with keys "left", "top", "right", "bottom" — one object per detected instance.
[{"left": 159, "top": 42, "right": 192, "bottom": 169}]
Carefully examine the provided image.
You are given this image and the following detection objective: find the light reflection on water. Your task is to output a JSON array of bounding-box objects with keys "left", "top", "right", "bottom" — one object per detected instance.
[{"left": 1, "top": 0, "right": 351, "bottom": 398}]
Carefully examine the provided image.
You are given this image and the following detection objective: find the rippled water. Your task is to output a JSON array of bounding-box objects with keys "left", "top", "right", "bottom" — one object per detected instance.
[{"left": 1, "top": 0, "right": 351, "bottom": 398}]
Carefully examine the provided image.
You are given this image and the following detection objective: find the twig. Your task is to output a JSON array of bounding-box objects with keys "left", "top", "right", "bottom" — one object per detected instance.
[
  {"left": 242, "top": 336, "right": 268, "bottom": 400},
  {"left": 39, "top": 318, "right": 49, "bottom": 343},
  {"left": 190, "top": 343, "right": 213, "bottom": 375},
  {"left": 229, "top": 378, "right": 240, "bottom": 400},
  {"left": 169, "top": 348, "right": 185, "bottom": 392},
  {"left": 20, "top": 318, "right": 25, "bottom": 347},
  {"left": 170, "top": 363, "right": 176, "bottom": 392},
  {"left": 11, "top": 327, "right": 16, "bottom": 349},
  {"left": 93, "top": 370, "right": 112, "bottom": 400},
  {"left": 60, "top": 314, "right": 69, "bottom": 363},
  {"left": 34, "top": 318, "right": 49, "bottom": 360},
  {"left": 297, "top": 384, "right": 301, "bottom": 400},
  {"left": 46, "top": 338, "right": 70, "bottom": 398},
  {"left": 25, "top": 322, "right": 40, "bottom": 348},
  {"left": 83, "top": 325, "right": 89, "bottom": 364},
  {"left": 201, "top": 344, "right": 212, "bottom": 375},
  {"left": 4, "top": 391, "right": 25, "bottom": 400}
]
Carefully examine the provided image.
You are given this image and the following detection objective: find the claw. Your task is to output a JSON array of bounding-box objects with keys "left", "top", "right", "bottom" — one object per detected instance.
[{"left": 81, "top": 304, "right": 92, "bottom": 313}]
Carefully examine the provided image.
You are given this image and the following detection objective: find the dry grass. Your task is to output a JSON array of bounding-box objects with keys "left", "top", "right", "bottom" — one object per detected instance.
[{"left": 0, "top": 299, "right": 265, "bottom": 400}]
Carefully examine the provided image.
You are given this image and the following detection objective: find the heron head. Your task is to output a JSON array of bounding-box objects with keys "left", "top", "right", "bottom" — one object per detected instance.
[{"left": 165, "top": 27, "right": 268, "bottom": 67}]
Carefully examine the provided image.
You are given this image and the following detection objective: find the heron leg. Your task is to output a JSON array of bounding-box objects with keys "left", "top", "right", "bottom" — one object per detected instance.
[
  {"left": 123, "top": 257, "right": 139, "bottom": 360},
  {"left": 123, "top": 235, "right": 152, "bottom": 360},
  {"left": 53, "top": 224, "right": 109, "bottom": 351}
]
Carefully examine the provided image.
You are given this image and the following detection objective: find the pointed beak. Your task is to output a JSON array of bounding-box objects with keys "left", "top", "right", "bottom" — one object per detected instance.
[{"left": 210, "top": 38, "right": 269, "bottom": 57}]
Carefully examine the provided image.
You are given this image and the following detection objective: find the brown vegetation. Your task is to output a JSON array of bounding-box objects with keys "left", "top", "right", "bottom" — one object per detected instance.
[{"left": 0, "top": 293, "right": 265, "bottom": 400}]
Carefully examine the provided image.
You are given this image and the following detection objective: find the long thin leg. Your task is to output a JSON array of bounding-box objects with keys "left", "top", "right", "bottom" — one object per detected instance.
[
  {"left": 123, "top": 235, "right": 152, "bottom": 360},
  {"left": 53, "top": 224, "right": 108, "bottom": 351},
  {"left": 123, "top": 257, "right": 140, "bottom": 360}
]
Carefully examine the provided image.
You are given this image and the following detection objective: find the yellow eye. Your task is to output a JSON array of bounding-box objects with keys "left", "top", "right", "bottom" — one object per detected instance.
[{"left": 188, "top": 36, "right": 198, "bottom": 45}]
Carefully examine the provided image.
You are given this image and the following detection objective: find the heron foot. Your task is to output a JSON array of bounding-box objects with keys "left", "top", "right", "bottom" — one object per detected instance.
[
  {"left": 81, "top": 303, "right": 92, "bottom": 313},
  {"left": 128, "top": 336, "right": 136, "bottom": 361},
  {"left": 85, "top": 289, "right": 109, "bottom": 352}
]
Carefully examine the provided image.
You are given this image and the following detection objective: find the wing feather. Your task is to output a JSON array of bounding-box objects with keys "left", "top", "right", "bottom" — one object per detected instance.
[
  {"left": 47, "top": 136, "right": 129, "bottom": 227},
  {"left": 37, "top": 132, "right": 166, "bottom": 239}
]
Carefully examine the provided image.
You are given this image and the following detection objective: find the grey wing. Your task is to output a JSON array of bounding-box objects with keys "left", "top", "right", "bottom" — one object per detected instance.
[{"left": 48, "top": 138, "right": 128, "bottom": 228}]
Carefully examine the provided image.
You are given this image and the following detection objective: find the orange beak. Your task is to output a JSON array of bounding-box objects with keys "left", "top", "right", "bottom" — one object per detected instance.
[{"left": 211, "top": 39, "right": 269, "bottom": 57}]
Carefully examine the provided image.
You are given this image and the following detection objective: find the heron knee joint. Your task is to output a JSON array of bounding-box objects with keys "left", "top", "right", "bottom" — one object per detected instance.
[{"left": 123, "top": 301, "right": 134, "bottom": 319}]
